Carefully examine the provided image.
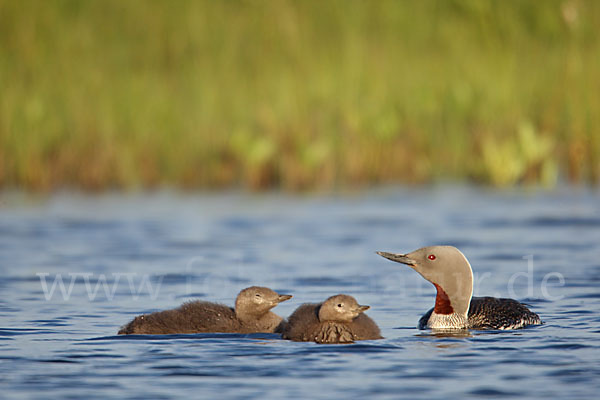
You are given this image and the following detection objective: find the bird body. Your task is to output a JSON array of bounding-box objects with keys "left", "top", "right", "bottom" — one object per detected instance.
[
  {"left": 419, "top": 296, "right": 542, "bottom": 330},
  {"left": 118, "top": 286, "right": 291, "bottom": 335},
  {"left": 282, "top": 294, "right": 382, "bottom": 343}
]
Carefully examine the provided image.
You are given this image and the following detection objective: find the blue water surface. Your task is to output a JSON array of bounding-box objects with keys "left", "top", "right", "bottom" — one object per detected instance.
[{"left": 0, "top": 186, "right": 599, "bottom": 399}]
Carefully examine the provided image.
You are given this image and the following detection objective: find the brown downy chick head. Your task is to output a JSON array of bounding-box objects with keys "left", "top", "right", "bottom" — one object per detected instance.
[
  {"left": 235, "top": 286, "right": 292, "bottom": 319},
  {"left": 318, "top": 294, "right": 370, "bottom": 323}
]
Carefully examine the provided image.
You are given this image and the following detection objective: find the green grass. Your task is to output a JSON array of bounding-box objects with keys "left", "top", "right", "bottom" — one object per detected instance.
[{"left": 1, "top": 0, "right": 599, "bottom": 190}]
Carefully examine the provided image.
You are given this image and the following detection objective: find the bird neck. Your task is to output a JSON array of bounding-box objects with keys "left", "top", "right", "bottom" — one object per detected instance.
[
  {"left": 237, "top": 310, "right": 281, "bottom": 330},
  {"left": 433, "top": 284, "right": 454, "bottom": 314},
  {"left": 235, "top": 306, "right": 261, "bottom": 323},
  {"left": 430, "top": 286, "right": 470, "bottom": 329},
  {"left": 433, "top": 283, "right": 471, "bottom": 317}
]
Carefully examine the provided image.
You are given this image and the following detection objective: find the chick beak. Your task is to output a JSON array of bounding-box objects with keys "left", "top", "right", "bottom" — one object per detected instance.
[
  {"left": 277, "top": 294, "right": 292, "bottom": 302},
  {"left": 357, "top": 305, "right": 370, "bottom": 313}
]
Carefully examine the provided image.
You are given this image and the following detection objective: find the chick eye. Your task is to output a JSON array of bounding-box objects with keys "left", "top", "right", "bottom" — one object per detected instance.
[
  {"left": 255, "top": 294, "right": 261, "bottom": 297},
  {"left": 428, "top": 254, "right": 436, "bottom": 260},
  {"left": 337, "top": 304, "right": 342, "bottom": 308}
]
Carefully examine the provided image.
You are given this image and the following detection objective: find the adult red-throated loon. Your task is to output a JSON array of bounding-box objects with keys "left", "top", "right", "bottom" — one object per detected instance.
[{"left": 377, "top": 246, "right": 542, "bottom": 330}]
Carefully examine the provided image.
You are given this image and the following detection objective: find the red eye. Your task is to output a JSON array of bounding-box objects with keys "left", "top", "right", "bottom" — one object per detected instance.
[{"left": 428, "top": 254, "right": 436, "bottom": 260}]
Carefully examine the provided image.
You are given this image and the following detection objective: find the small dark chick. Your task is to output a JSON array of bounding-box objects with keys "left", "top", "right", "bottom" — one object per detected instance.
[
  {"left": 118, "top": 286, "right": 292, "bottom": 335},
  {"left": 282, "top": 294, "right": 382, "bottom": 343}
]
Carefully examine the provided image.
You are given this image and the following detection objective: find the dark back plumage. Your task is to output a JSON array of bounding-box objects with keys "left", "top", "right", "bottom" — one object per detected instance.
[
  {"left": 118, "top": 301, "right": 239, "bottom": 334},
  {"left": 418, "top": 296, "right": 542, "bottom": 330}
]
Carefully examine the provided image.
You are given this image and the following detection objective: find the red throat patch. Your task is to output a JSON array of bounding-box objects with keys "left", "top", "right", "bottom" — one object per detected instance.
[{"left": 433, "top": 284, "right": 454, "bottom": 314}]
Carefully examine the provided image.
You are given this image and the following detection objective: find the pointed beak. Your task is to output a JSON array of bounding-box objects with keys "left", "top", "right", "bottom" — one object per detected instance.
[
  {"left": 357, "top": 305, "right": 370, "bottom": 313},
  {"left": 376, "top": 251, "right": 416, "bottom": 267},
  {"left": 277, "top": 294, "right": 292, "bottom": 302}
]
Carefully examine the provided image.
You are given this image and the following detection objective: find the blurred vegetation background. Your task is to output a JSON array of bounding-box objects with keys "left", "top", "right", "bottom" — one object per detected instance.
[{"left": 1, "top": 0, "right": 598, "bottom": 191}]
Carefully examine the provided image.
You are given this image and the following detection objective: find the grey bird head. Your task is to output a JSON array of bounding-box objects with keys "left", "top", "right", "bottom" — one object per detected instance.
[
  {"left": 235, "top": 286, "right": 292, "bottom": 320},
  {"left": 318, "top": 294, "right": 370, "bottom": 323},
  {"left": 376, "top": 246, "right": 474, "bottom": 315}
]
